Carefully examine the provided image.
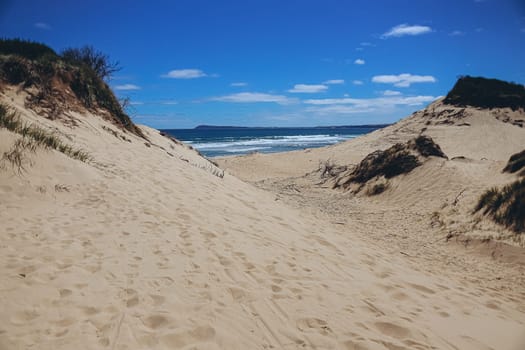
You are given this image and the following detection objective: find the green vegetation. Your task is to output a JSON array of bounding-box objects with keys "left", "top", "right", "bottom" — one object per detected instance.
[
  {"left": 0, "top": 38, "right": 144, "bottom": 138},
  {"left": 444, "top": 76, "right": 525, "bottom": 111},
  {"left": 350, "top": 147, "right": 420, "bottom": 184},
  {"left": 61, "top": 46, "right": 120, "bottom": 81},
  {"left": 474, "top": 179, "right": 525, "bottom": 233},
  {"left": 0, "top": 38, "right": 58, "bottom": 60},
  {"left": 0, "top": 103, "right": 90, "bottom": 172},
  {"left": 334, "top": 136, "right": 446, "bottom": 192},
  {"left": 503, "top": 149, "right": 525, "bottom": 176},
  {"left": 412, "top": 135, "right": 447, "bottom": 158}
]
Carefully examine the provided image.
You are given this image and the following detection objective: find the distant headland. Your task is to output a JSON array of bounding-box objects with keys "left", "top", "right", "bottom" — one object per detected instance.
[{"left": 193, "top": 124, "right": 392, "bottom": 130}]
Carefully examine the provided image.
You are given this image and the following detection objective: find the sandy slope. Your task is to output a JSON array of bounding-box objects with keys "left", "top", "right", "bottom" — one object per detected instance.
[
  {"left": 218, "top": 100, "right": 525, "bottom": 181},
  {"left": 1, "top": 92, "right": 525, "bottom": 350},
  {"left": 218, "top": 101, "right": 525, "bottom": 245}
]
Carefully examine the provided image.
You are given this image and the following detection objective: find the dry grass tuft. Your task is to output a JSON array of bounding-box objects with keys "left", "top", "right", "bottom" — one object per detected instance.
[
  {"left": 333, "top": 135, "right": 446, "bottom": 194},
  {"left": 503, "top": 149, "right": 525, "bottom": 176},
  {"left": 474, "top": 179, "right": 525, "bottom": 233},
  {"left": 0, "top": 103, "right": 90, "bottom": 172}
]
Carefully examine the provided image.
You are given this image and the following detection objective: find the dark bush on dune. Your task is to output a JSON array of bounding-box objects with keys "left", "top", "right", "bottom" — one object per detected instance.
[
  {"left": 444, "top": 76, "right": 525, "bottom": 111},
  {"left": 0, "top": 38, "right": 58, "bottom": 60},
  {"left": 411, "top": 135, "right": 447, "bottom": 158},
  {"left": 1, "top": 58, "right": 31, "bottom": 85},
  {"left": 0, "top": 38, "right": 144, "bottom": 138},
  {"left": 349, "top": 146, "right": 420, "bottom": 184},
  {"left": 61, "top": 46, "right": 120, "bottom": 81},
  {"left": 474, "top": 179, "right": 525, "bottom": 233},
  {"left": 503, "top": 150, "right": 525, "bottom": 176},
  {"left": 334, "top": 136, "right": 446, "bottom": 191}
]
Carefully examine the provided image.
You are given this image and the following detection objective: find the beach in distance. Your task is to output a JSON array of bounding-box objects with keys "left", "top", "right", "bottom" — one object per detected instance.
[{"left": 162, "top": 125, "right": 388, "bottom": 157}]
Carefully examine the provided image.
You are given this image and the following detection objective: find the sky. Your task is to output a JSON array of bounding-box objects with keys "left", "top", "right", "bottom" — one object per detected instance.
[{"left": 1, "top": 0, "right": 525, "bottom": 128}]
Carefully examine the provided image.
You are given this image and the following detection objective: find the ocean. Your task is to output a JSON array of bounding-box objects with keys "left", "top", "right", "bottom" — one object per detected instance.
[{"left": 161, "top": 125, "right": 387, "bottom": 158}]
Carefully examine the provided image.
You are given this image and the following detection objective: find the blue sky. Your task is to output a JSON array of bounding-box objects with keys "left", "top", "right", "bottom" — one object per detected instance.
[{"left": 1, "top": 0, "right": 525, "bottom": 128}]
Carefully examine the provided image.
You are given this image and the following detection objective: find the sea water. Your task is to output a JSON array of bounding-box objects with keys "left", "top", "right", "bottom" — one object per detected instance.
[{"left": 161, "top": 126, "right": 386, "bottom": 158}]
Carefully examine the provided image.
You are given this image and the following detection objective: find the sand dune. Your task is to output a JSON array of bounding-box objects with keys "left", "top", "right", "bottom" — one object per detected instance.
[{"left": 1, "top": 89, "right": 525, "bottom": 350}]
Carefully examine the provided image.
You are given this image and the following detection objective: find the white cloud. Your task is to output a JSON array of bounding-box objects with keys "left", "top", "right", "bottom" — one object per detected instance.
[
  {"left": 288, "top": 84, "right": 328, "bottom": 93},
  {"left": 354, "top": 59, "right": 366, "bottom": 65},
  {"left": 382, "top": 24, "right": 432, "bottom": 38},
  {"left": 34, "top": 22, "right": 51, "bottom": 30},
  {"left": 372, "top": 73, "right": 436, "bottom": 87},
  {"left": 304, "top": 94, "right": 439, "bottom": 115},
  {"left": 323, "top": 79, "right": 344, "bottom": 85},
  {"left": 449, "top": 30, "right": 465, "bottom": 36},
  {"left": 161, "top": 101, "right": 178, "bottom": 105},
  {"left": 304, "top": 95, "right": 437, "bottom": 107},
  {"left": 305, "top": 95, "right": 438, "bottom": 115},
  {"left": 162, "top": 69, "right": 207, "bottom": 79},
  {"left": 306, "top": 105, "right": 375, "bottom": 115},
  {"left": 352, "top": 80, "right": 364, "bottom": 85},
  {"left": 211, "top": 92, "right": 296, "bottom": 104},
  {"left": 114, "top": 84, "right": 141, "bottom": 91},
  {"left": 356, "top": 42, "right": 375, "bottom": 52},
  {"left": 383, "top": 90, "right": 402, "bottom": 96},
  {"left": 230, "top": 82, "right": 247, "bottom": 87}
]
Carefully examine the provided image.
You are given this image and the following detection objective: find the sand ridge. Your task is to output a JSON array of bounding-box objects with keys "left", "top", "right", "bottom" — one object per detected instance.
[{"left": 1, "top": 92, "right": 525, "bottom": 349}]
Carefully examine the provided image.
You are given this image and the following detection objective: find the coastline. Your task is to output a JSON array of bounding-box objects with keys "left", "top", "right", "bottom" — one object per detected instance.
[{"left": 162, "top": 125, "right": 386, "bottom": 158}]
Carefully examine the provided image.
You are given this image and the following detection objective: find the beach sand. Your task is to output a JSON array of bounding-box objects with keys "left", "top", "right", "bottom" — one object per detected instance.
[{"left": 1, "top": 90, "right": 525, "bottom": 349}]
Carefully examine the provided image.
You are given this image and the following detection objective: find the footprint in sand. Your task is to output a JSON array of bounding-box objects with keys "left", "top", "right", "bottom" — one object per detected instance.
[
  {"left": 161, "top": 325, "right": 216, "bottom": 348},
  {"left": 149, "top": 294, "right": 165, "bottom": 306},
  {"left": 296, "top": 317, "right": 332, "bottom": 335},
  {"left": 141, "top": 314, "right": 172, "bottom": 329},
  {"left": 374, "top": 321, "right": 411, "bottom": 339},
  {"left": 59, "top": 288, "right": 72, "bottom": 297},
  {"left": 10, "top": 309, "right": 40, "bottom": 325},
  {"left": 80, "top": 306, "right": 100, "bottom": 316},
  {"left": 408, "top": 283, "right": 436, "bottom": 295},
  {"left": 122, "top": 288, "right": 139, "bottom": 307}
]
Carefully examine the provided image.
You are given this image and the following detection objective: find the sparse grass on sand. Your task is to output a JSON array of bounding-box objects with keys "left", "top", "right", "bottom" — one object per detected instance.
[
  {"left": 474, "top": 179, "right": 525, "bottom": 233},
  {"left": 0, "top": 103, "right": 90, "bottom": 172},
  {"left": 503, "top": 149, "right": 525, "bottom": 176}
]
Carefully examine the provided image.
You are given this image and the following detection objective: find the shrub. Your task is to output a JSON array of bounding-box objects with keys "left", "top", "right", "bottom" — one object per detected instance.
[
  {"left": 344, "top": 146, "right": 420, "bottom": 185},
  {"left": 334, "top": 136, "right": 445, "bottom": 191},
  {"left": 411, "top": 135, "right": 447, "bottom": 158},
  {"left": 444, "top": 76, "right": 525, "bottom": 111},
  {"left": 503, "top": 149, "right": 525, "bottom": 176},
  {"left": 0, "top": 57, "right": 31, "bottom": 84},
  {"left": 0, "top": 40, "right": 145, "bottom": 138},
  {"left": 61, "top": 46, "right": 120, "bottom": 81},
  {"left": 474, "top": 179, "right": 525, "bottom": 233},
  {"left": 0, "top": 38, "right": 58, "bottom": 60}
]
